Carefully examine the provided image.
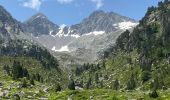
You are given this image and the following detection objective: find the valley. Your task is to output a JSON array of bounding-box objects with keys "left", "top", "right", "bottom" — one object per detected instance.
[{"left": 1, "top": 0, "right": 170, "bottom": 100}]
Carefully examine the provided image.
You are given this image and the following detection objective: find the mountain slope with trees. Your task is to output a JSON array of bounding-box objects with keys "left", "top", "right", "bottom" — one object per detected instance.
[
  {"left": 0, "top": 5, "right": 68, "bottom": 99},
  {"left": 69, "top": 1, "right": 170, "bottom": 99}
]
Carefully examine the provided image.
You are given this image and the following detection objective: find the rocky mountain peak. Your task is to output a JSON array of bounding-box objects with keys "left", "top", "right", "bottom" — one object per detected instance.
[
  {"left": 89, "top": 10, "right": 105, "bottom": 16},
  {"left": 0, "top": 5, "right": 15, "bottom": 24},
  {"left": 0, "top": 5, "right": 23, "bottom": 41},
  {"left": 69, "top": 10, "right": 138, "bottom": 35},
  {"left": 27, "top": 13, "right": 48, "bottom": 22},
  {"left": 24, "top": 13, "right": 59, "bottom": 36}
]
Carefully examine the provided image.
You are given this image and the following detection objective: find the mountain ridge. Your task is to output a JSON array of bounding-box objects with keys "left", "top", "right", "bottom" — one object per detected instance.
[
  {"left": 24, "top": 10, "right": 137, "bottom": 36},
  {"left": 22, "top": 10, "right": 138, "bottom": 64}
]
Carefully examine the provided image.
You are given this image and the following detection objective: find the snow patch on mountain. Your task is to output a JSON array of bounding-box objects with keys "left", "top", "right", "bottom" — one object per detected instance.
[
  {"left": 55, "top": 31, "right": 80, "bottom": 38},
  {"left": 60, "top": 24, "right": 67, "bottom": 28},
  {"left": 113, "top": 21, "right": 138, "bottom": 30},
  {"left": 49, "top": 30, "right": 56, "bottom": 37},
  {"left": 52, "top": 45, "right": 70, "bottom": 52},
  {"left": 84, "top": 31, "right": 105, "bottom": 36},
  {"left": 70, "top": 34, "right": 80, "bottom": 38},
  {"left": 56, "top": 30, "right": 64, "bottom": 37}
]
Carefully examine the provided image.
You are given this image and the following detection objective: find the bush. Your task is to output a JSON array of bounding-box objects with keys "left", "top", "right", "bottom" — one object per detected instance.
[
  {"left": 149, "top": 89, "right": 158, "bottom": 98},
  {"left": 55, "top": 83, "right": 62, "bottom": 92},
  {"left": 12, "top": 94, "right": 20, "bottom": 100},
  {"left": 22, "top": 79, "right": 27, "bottom": 88}
]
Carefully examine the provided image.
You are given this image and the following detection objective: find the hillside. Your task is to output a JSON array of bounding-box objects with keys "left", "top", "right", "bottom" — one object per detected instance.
[
  {"left": 0, "top": 39, "right": 69, "bottom": 99},
  {"left": 0, "top": 5, "right": 68, "bottom": 99},
  {"left": 68, "top": 0, "right": 170, "bottom": 99}
]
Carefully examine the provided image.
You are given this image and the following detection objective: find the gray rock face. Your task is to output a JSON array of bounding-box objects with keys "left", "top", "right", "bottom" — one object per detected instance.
[
  {"left": 24, "top": 10, "right": 137, "bottom": 37},
  {"left": 0, "top": 5, "right": 22, "bottom": 41},
  {"left": 55, "top": 10, "right": 137, "bottom": 36},
  {"left": 23, "top": 13, "right": 59, "bottom": 36},
  {"left": 68, "top": 10, "right": 136, "bottom": 35}
]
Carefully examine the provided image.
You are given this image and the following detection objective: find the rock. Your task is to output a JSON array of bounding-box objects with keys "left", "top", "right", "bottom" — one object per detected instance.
[
  {"left": 0, "top": 82, "right": 3, "bottom": 89},
  {"left": 43, "top": 87, "right": 49, "bottom": 93},
  {"left": 75, "top": 86, "right": 83, "bottom": 90},
  {"left": 0, "top": 82, "right": 3, "bottom": 86},
  {"left": 35, "top": 91, "right": 39, "bottom": 94},
  {"left": 67, "top": 97, "right": 72, "bottom": 100},
  {"left": 162, "top": 86, "right": 167, "bottom": 90},
  {"left": 17, "top": 84, "right": 22, "bottom": 89},
  {"left": 27, "top": 95, "right": 33, "bottom": 99},
  {"left": 39, "top": 97, "right": 48, "bottom": 100},
  {"left": 90, "top": 96, "right": 94, "bottom": 99},
  {"left": 30, "top": 85, "right": 34, "bottom": 88},
  {"left": 7, "top": 86, "right": 11, "bottom": 90},
  {"left": 0, "top": 92, "right": 3, "bottom": 97},
  {"left": 3, "top": 90, "right": 9, "bottom": 97}
]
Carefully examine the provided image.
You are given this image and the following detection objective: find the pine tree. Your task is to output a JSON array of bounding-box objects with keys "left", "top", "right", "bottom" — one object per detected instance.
[
  {"left": 35, "top": 73, "right": 41, "bottom": 82},
  {"left": 68, "top": 79, "right": 75, "bottom": 90},
  {"left": 3, "top": 65, "right": 10, "bottom": 75},
  {"left": 86, "top": 78, "right": 92, "bottom": 89},
  {"left": 95, "top": 73, "right": 99, "bottom": 83},
  {"left": 12, "top": 61, "right": 23, "bottom": 79},
  {"left": 99, "top": 80, "right": 104, "bottom": 88},
  {"left": 141, "top": 71, "right": 151, "bottom": 83},
  {"left": 22, "top": 68, "right": 29, "bottom": 78},
  {"left": 102, "top": 60, "right": 106, "bottom": 69},
  {"left": 126, "top": 74, "right": 136, "bottom": 90},
  {"left": 75, "top": 67, "right": 81, "bottom": 76},
  {"left": 113, "top": 79, "right": 119, "bottom": 90},
  {"left": 153, "top": 77, "right": 159, "bottom": 90}
]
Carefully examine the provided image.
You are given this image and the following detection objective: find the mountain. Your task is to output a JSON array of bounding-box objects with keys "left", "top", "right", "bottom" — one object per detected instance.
[
  {"left": 0, "top": 5, "right": 36, "bottom": 43},
  {"left": 25, "top": 10, "right": 138, "bottom": 64},
  {"left": 50, "top": 10, "right": 137, "bottom": 36},
  {"left": 0, "top": 6, "right": 67, "bottom": 99},
  {"left": 72, "top": 0, "right": 170, "bottom": 97},
  {"left": 0, "top": 5, "right": 22, "bottom": 41},
  {"left": 23, "top": 13, "right": 59, "bottom": 36},
  {"left": 68, "top": 10, "right": 137, "bottom": 35}
]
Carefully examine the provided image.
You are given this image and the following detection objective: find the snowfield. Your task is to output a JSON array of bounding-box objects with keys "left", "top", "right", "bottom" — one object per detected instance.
[
  {"left": 113, "top": 21, "right": 138, "bottom": 30},
  {"left": 84, "top": 31, "right": 105, "bottom": 36},
  {"left": 52, "top": 45, "right": 70, "bottom": 52}
]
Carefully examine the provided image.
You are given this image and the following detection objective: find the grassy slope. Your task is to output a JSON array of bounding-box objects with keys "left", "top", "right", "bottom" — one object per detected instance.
[
  {"left": 0, "top": 56, "right": 68, "bottom": 99},
  {"left": 50, "top": 89, "right": 170, "bottom": 100}
]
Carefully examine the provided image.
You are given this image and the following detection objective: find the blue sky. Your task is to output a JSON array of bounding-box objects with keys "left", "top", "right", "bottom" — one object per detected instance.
[{"left": 0, "top": 0, "right": 163, "bottom": 26}]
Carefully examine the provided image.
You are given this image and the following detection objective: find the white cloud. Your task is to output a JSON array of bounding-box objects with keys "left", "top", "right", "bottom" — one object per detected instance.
[
  {"left": 90, "top": 0, "right": 103, "bottom": 9},
  {"left": 19, "top": 0, "right": 103, "bottom": 10},
  {"left": 57, "top": 0, "right": 74, "bottom": 4},
  {"left": 21, "top": 0, "right": 42, "bottom": 10}
]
